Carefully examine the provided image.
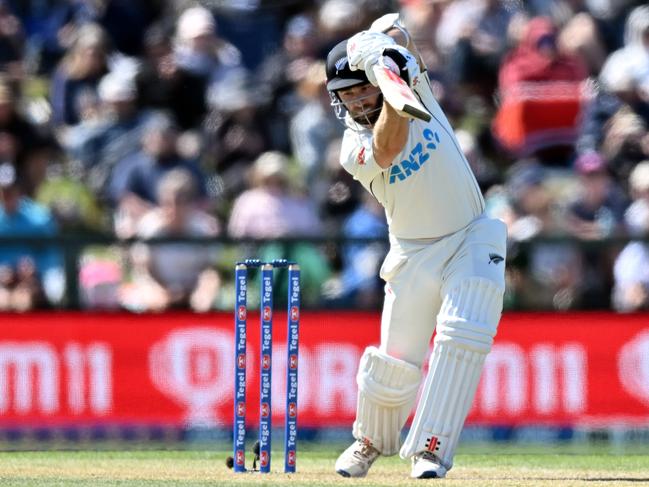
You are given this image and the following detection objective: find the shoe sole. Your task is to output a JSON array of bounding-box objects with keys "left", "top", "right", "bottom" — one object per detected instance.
[
  {"left": 414, "top": 471, "right": 439, "bottom": 479},
  {"left": 336, "top": 469, "right": 370, "bottom": 478}
]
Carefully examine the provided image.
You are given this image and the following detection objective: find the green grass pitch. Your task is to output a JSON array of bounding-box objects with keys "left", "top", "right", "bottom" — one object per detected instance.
[{"left": 1, "top": 445, "right": 648, "bottom": 486}]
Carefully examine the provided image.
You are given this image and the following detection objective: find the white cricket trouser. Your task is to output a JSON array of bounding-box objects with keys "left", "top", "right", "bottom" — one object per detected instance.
[{"left": 378, "top": 215, "right": 507, "bottom": 366}]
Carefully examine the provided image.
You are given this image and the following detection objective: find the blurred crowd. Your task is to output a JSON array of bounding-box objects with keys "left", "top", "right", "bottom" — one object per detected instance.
[{"left": 0, "top": 0, "right": 648, "bottom": 313}]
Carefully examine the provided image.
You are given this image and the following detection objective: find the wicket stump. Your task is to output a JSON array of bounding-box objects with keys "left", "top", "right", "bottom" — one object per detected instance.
[{"left": 233, "top": 259, "right": 301, "bottom": 473}]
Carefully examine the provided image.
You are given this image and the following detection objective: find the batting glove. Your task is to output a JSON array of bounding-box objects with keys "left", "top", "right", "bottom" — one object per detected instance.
[{"left": 347, "top": 31, "right": 396, "bottom": 85}]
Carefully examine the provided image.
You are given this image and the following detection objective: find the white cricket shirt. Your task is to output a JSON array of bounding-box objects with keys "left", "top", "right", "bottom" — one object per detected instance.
[{"left": 340, "top": 73, "right": 484, "bottom": 239}]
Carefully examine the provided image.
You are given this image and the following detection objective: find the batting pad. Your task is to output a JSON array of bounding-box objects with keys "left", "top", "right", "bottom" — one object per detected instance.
[
  {"left": 436, "top": 277, "right": 504, "bottom": 354},
  {"left": 353, "top": 346, "right": 422, "bottom": 455},
  {"left": 400, "top": 278, "right": 504, "bottom": 468}
]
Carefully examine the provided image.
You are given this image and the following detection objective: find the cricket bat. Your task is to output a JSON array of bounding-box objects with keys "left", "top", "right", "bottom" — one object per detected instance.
[{"left": 372, "top": 58, "right": 431, "bottom": 122}]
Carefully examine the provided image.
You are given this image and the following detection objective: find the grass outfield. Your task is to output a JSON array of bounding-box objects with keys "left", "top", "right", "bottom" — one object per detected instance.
[{"left": 1, "top": 446, "right": 648, "bottom": 486}]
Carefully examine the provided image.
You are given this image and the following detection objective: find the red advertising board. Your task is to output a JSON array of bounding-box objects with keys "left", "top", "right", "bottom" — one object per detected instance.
[{"left": 0, "top": 312, "right": 648, "bottom": 428}]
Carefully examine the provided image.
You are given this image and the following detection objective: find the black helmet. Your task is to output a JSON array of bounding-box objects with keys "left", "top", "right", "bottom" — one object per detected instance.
[{"left": 325, "top": 39, "right": 369, "bottom": 91}]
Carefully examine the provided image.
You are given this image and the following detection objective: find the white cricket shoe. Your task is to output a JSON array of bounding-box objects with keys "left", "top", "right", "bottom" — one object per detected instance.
[
  {"left": 410, "top": 450, "right": 448, "bottom": 479},
  {"left": 335, "top": 439, "right": 381, "bottom": 478}
]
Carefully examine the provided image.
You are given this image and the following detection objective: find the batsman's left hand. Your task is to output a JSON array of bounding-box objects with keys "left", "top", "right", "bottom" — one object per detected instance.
[{"left": 347, "top": 31, "right": 396, "bottom": 85}]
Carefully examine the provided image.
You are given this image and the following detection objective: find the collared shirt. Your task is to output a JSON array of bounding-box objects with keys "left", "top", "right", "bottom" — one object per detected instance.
[{"left": 339, "top": 72, "right": 484, "bottom": 239}]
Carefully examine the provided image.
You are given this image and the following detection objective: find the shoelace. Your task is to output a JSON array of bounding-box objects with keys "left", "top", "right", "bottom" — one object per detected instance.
[
  {"left": 417, "top": 450, "right": 439, "bottom": 463},
  {"left": 352, "top": 443, "right": 376, "bottom": 462}
]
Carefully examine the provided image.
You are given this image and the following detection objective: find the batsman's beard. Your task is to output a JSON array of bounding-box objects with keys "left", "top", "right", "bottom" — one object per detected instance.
[
  {"left": 349, "top": 93, "right": 383, "bottom": 127},
  {"left": 330, "top": 90, "right": 383, "bottom": 129}
]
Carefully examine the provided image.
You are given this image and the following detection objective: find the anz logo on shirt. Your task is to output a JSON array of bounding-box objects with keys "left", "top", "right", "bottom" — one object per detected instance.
[{"left": 388, "top": 129, "right": 441, "bottom": 184}]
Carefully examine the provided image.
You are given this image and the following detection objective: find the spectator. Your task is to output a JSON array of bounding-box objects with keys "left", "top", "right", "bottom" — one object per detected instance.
[
  {"left": 0, "top": 77, "right": 41, "bottom": 188},
  {"left": 612, "top": 240, "right": 649, "bottom": 311},
  {"left": 493, "top": 16, "right": 589, "bottom": 160},
  {"left": 17, "top": 0, "right": 85, "bottom": 74},
  {"left": 121, "top": 168, "right": 221, "bottom": 313},
  {"left": 456, "top": 128, "right": 500, "bottom": 193},
  {"left": 35, "top": 161, "right": 106, "bottom": 233},
  {"left": 78, "top": 257, "right": 122, "bottom": 310},
  {"left": 136, "top": 23, "right": 207, "bottom": 131},
  {"left": 25, "top": 0, "right": 157, "bottom": 72},
  {"left": 290, "top": 60, "right": 343, "bottom": 186},
  {"left": 576, "top": 7, "right": 649, "bottom": 178},
  {"left": 86, "top": 0, "right": 155, "bottom": 57},
  {"left": 600, "top": 106, "right": 649, "bottom": 182},
  {"left": 20, "top": 134, "right": 59, "bottom": 198},
  {"left": 565, "top": 151, "right": 628, "bottom": 240},
  {"left": 66, "top": 70, "right": 149, "bottom": 198},
  {"left": 108, "top": 112, "right": 208, "bottom": 239},
  {"left": 400, "top": 0, "right": 449, "bottom": 80},
  {"left": 577, "top": 54, "right": 649, "bottom": 163},
  {"left": 327, "top": 192, "right": 388, "bottom": 309},
  {"left": 258, "top": 13, "right": 320, "bottom": 151},
  {"left": 0, "top": 0, "right": 24, "bottom": 82},
  {"left": 557, "top": 10, "right": 608, "bottom": 76},
  {"left": 613, "top": 160, "right": 649, "bottom": 311},
  {"left": 563, "top": 151, "right": 626, "bottom": 307},
  {"left": 316, "top": 137, "right": 362, "bottom": 233},
  {"left": 174, "top": 6, "right": 245, "bottom": 106},
  {"left": 525, "top": 238, "right": 587, "bottom": 310},
  {"left": 203, "top": 70, "right": 270, "bottom": 207},
  {"left": 49, "top": 23, "right": 110, "bottom": 127},
  {"left": 441, "top": 0, "right": 521, "bottom": 97},
  {"left": 499, "top": 162, "right": 563, "bottom": 240},
  {"left": 625, "top": 160, "right": 649, "bottom": 236},
  {"left": 317, "top": 0, "right": 365, "bottom": 47},
  {"left": 0, "top": 163, "right": 63, "bottom": 310},
  {"left": 228, "top": 151, "right": 323, "bottom": 239},
  {"left": 599, "top": 5, "right": 649, "bottom": 99}
]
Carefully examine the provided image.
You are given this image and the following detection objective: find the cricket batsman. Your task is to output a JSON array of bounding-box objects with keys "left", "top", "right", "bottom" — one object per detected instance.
[{"left": 326, "top": 14, "right": 507, "bottom": 479}]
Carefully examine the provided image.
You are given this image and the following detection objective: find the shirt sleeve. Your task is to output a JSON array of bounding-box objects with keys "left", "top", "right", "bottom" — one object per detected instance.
[{"left": 339, "top": 129, "right": 388, "bottom": 192}]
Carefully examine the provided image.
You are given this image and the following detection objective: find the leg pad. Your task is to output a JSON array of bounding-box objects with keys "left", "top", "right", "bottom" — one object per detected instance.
[
  {"left": 400, "top": 277, "right": 504, "bottom": 468},
  {"left": 354, "top": 346, "right": 421, "bottom": 455}
]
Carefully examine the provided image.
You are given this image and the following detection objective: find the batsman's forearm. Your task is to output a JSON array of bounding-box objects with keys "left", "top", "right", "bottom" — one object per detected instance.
[{"left": 372, "top": 101, "right": 409, "bottom": 168}]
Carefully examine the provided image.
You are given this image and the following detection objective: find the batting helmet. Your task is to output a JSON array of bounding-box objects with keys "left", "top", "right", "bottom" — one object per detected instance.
[{"left": 325, "top": 39, "right": 369, "bottom": 91}]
